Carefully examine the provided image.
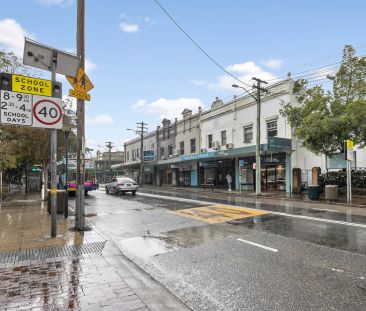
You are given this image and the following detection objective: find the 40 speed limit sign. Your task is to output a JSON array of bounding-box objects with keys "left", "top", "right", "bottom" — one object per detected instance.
[{"left": 32, "top": 95, "right": 63, "bottom": 129}]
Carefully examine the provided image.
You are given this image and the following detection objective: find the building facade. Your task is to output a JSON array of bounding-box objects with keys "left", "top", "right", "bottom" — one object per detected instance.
[
  {"left": 124, "top": 131, "right": 157, "bottom": 184},
  {"left": 122, "top": 77, "right": 366, "bottom": 193}
]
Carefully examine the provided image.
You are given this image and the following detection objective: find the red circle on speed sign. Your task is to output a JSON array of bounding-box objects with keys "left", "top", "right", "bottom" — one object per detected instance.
[{"left": 32, "top": 99, "right": 62, "bottom": 125}]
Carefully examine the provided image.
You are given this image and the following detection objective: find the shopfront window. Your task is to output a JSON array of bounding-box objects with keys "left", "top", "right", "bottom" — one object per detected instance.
[
  {"left": 208, "top": 134, "right": 213, "bottom": 148},
  {"left": 244, "top": 125, "right": 253, "bottom": 143},
  {"left": 267, "top": 120, "right": 278, "bottom": 137},
  {"left": 190, "top": 138, "right": 196, "bottom": 153},
  {"left": 221, "top": 130, "right": 227, "bottom": 146}
]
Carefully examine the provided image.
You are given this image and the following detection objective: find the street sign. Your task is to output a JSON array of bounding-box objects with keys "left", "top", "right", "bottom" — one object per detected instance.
[
  {"left": 67, "top": 67, "right": 94, "bottom": 93},
  {"left": 69, "top": 89, "right": 91, "bottom": 101},
  {"left": 12, "top": 74, "right": 52, "bottom": 97},
  {"left": 32, "top": 95, "right": 63, "bottom": 129},
  {"left": 346, "top": 139, "right": 354, "bottom": 161},
  {"left": 0, "top": 90, "right": 32, "bottom": 126}
]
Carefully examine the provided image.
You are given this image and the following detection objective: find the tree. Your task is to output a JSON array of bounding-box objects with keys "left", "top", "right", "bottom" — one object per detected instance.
[{"left": 281, "top": 45, "right": 366, "bottom": 155}]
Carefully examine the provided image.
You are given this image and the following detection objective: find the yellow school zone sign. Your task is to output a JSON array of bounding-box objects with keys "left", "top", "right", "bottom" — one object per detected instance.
[
  {"left": 12, "top": 74, "right": 52, "bottom": 97},
  {"left": 66, "top": 67, "right": 94, "bottom": 101}
]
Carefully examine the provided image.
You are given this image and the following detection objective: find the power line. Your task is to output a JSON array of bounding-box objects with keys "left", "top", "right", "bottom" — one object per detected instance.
[{"left": 152, "top": 0, "right": 254, "bottom": 95}]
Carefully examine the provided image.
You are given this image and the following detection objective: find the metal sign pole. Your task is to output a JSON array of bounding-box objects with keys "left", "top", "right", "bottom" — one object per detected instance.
[
  {"left": 50, "top": 57, "right": 57, "bottom": 237},
  {"left": 347, "top": 160, "right": 352, "bottom": 204},
  {"left": 75, "top": 0, "right": 86, "bottom": 230}
]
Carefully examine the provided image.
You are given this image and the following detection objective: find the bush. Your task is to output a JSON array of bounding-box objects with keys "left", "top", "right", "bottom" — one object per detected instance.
[{"left": 321, "top": 170, "right": 366, "bottom": 188}]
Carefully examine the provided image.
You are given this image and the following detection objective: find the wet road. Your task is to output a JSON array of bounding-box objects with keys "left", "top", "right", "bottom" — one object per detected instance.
[{"left": 85, "top": 190, "right": 366, "bottom": 311}]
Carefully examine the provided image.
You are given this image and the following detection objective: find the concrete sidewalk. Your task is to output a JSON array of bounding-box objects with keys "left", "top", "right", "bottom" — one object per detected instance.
[
  {"left": 0, "top": 188, "right": 189, "bottom": 311},
  {"left": 137, "top": 185, "right": 366, "bottom": 217}
]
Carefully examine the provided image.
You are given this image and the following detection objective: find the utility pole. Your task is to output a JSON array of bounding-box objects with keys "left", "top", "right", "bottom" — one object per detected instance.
[
  {"left": 252, "top": 77, "right": 268, "bottom": 196},
  {"left": 105, "top": 141, "right": 113, "bottom": 172},
  {"left": 75, "top": 0, "right": 86, "bottom": 231},
  {"left": 50, "top": 52, "right": 57, "bottom": 237},
  {"left": 137, "top": 122, "right": 147, "bottom": 186}
]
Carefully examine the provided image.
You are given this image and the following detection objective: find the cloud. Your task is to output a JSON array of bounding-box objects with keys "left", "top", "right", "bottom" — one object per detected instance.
[
  {"left": 132, "top": 99, "right": 147, "bottom": 109},
  {"left": 87, "top": 114, "right": 114, "bottom": 125},
  {"left": 119, "top": 23, "right": 140, "bottom": 33},
  {"left": 191, "top": 79, "right": 209, "bottom": 86},
  {"left": 0, "top": 19, "right": 32, "bottom": 56},
  {"left": 132, "top": 97, "right": 203, "bottom": 120},
  {"left": 260, "top": 59, "right": 283, "bottom": 69},
  {"left": 37, "top": 0, "right": 73, "bottom": 6},
  {"left": 205, "top": 61, "right": 279, "bottom": 91},
  {"left": 85, "top": 58, "right": 97, "bottom": 72}
]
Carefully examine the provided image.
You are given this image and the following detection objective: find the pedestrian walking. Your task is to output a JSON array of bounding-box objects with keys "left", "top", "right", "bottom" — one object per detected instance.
[{"left": 226, "top": 174, "right": 232, "bottom": 191}]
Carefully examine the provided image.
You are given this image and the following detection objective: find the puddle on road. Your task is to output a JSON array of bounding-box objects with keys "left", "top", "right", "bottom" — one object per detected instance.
[
  {"left": 120, "top": 224, "right": 244, "bottom": 258},
  {"left": 119, "top": 236, "right": 180, "bottom": 257}
]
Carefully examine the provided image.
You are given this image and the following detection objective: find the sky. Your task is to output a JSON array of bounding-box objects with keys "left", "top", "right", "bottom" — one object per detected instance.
[{"left": 0, "top": 0, "right": 366, "bottom": 154}]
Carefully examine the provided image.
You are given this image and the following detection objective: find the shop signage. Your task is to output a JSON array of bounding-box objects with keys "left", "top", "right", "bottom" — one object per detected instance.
[
  {"left": 199, "top": 161, "right": 218, "bottom": 168},
  {"left": 181, "top": 151, "right": 215, "bottom": 161},
  {"left": 268, "top": 137, "right": 292, "bottom": 150},
  {"left": 143, "top": 150, "right": 155, "bottom": 161},
  {"left": 239, "top": 159, "right": 244, "bottom": 167}
]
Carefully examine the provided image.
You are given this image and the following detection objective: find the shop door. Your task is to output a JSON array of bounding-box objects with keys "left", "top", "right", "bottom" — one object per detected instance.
[{"left": 266, "top": 165, "right": 276, "bottom": 191}]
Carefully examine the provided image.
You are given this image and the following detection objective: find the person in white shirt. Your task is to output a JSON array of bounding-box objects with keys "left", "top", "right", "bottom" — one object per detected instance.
[{"left": 226, "top": 174, "right": 232, "bottom": 191}]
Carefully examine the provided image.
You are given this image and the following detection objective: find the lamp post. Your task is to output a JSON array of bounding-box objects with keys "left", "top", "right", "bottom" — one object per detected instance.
[{"left": 232, "top": 78, "right": 268, "bottom": 196}]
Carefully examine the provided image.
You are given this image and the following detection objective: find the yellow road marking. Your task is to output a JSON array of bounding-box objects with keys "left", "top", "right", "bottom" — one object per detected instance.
[{"left": 172, "top": 204, "right": 268, "bottom": 223}]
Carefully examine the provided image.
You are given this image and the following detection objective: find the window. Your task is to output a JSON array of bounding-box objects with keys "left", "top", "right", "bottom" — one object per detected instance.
[
  {"left": 168, "top": 145, "right": 173, "bottom": 156},
  {"left": 208, "top": 134, "right": 213, "bottom": 148},
  {"left": 151, "top": 143, "right": 154, "bottom": 150},
  {"left": 243, "top": 126, "right": 253, "bottom": 143},
  {"left": 267, "top": 120, "right": 278, "bottom": 137},
  {"left": 144, "top": 145, "right": 147, "bottom": 151},
  {"left": 127, "top": 151, "right": 129, "bottom": 161},
  {"left": 136, "top": 148, "right": 140, "bottom": 159},
  {"left": 132, "top": 150, "right": 136, "bottom": 161},
  {"left": 221, "top": 130, "right": 227, "bottom": 146},
  {"left": 179, "top": 141, "right": 184, "bottom": 155},
  {"left": 160, "top": 147, "right": 165, "bottom": 159},
  {"left": 190, "top": 138, "right": 196, "bottom": 153}
]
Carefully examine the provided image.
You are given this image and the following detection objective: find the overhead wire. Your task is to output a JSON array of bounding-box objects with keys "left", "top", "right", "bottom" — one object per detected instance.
[{"left": 152, "top": 0, "right": 256, "bottom": 98}]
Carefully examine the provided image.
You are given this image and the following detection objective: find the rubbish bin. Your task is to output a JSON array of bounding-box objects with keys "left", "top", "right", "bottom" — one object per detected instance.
[
  {"left": 325, "top": 185, "right": 338, "bottom": 200},
  {"left": 308, "top": 185, "right": 320, "bottom": 200},
  {"left": 47, "top": 190, "right": 66, "bottom": 214}
]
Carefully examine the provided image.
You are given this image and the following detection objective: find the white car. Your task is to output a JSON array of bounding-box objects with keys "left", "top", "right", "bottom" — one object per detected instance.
[{"left": 105, "top": 177, "right": 138, "bottom": 195}]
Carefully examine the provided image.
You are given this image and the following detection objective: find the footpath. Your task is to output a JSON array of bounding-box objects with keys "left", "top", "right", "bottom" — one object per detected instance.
[
  {"left": 136, "top": 185, "right": 366, "bottom": 217},
  {"left": 0, "top": 187, "right": 189, "bottom": 311}
]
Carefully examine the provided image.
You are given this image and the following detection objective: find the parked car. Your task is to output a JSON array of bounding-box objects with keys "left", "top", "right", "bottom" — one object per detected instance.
[{"left": 105, "top": 177, "right": 138, "bottom": 195}]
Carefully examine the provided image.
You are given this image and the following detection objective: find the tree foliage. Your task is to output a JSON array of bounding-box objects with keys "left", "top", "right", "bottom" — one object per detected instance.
[{"left": 281, "top": 45, "right": 366, "bottom": 155}]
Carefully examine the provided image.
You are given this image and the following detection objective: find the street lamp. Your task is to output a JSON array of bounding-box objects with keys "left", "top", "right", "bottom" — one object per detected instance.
[{"left": 232, "top": 78, "right": 268, "bottom": 196}]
